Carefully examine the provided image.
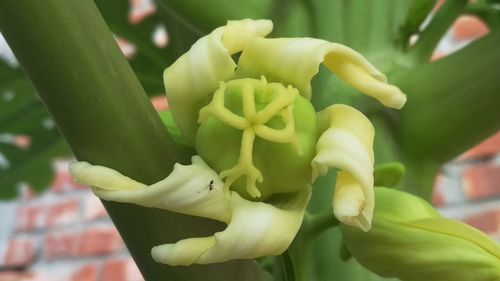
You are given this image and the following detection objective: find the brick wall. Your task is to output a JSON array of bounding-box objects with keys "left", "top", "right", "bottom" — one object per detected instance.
[
  {"left": 0, "top": 162, "right": 143, "bottom": 281},
  {"left": 0, "top": 94, "right": 168, "bottom": 281},
  {"left": 433, "top": 132, "right": 500, "bottom": 240}
]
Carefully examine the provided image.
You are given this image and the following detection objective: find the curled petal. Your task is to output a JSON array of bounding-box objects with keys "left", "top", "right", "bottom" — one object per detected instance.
[
  {"left": 164, "top": 19, "right": 273, "bottom": 144},
  {"left": 69, "top": 156, "right": 311, "bottom": 266},
  {"left": 152, "top": 187, "right": 312, "bottom": 265},
  {"left": 69, "top": 156, "right": 231, "bottom": 223},
  {"left": 69, "top": 162, "right": 145, "bottom": 191},
  {"left": 236, "top": 37, "right": 406, "bottom": 109},
  {"left": 311, "top": 104, "right": 374, "bottom": 231}
]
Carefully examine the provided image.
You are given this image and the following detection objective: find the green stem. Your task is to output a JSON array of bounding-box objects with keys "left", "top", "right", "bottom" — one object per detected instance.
[
  {"left": 408, "top": 0, "right": 468, "bottom": 64},
  {"left": 0, "top": 1, "right": 265, "bottom": 280},
  {"left": 289, "top": 209, "right": 339, "bottom": 281},
  {"left": 395, "top": 32, "right": 500, "bottom": 163},
  {"left": 306, "top": 208, "right": 339, "bottom": 237}
]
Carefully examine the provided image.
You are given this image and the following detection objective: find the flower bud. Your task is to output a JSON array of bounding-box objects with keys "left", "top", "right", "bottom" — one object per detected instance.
[
  {"left": 195, "top": 77, "right": 317, "bottom": 199},
  {"left": 341, "top": 187, "right": 500, "bottom": 281}
]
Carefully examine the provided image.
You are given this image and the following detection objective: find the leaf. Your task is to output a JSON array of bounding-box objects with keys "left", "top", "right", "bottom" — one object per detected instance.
[
  {"left": 398, "top": 0, "right": 437, "bottom": 48},
  {"left": 95, "top": 0, "right": 199, "bottom": 95},
  {"left": 374, "top": 162, "right": 406, "bottom": 188},
  {"left": 0, "top": 59, "right": 70, "bottom": 199},
  {"left": 154, "top": 0, "right": 272, "bottom": 34}
]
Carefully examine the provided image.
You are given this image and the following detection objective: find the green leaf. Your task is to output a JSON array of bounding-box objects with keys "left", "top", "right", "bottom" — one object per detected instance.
[
  {"left": 398, "top": 0, "right": 437, "bottom": 49},
  {"left": 464, "top": 2, "right": 500, "bottom": 30},
  {"left": 95, "top": 0, "right": 199, "bottom": 95},
  {"left": 155, "top": 0, "right": 272, "bottom": 34},
  {"left": 0, "top": 59, "right": 70, "bottom": 199},
  {"left": 374, "top": 162, "right": 405, "bottom": 188}
]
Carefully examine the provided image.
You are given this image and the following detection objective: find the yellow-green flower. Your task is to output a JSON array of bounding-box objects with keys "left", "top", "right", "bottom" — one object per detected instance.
[
  {"left": 341, "top": 187, "right": 500, "bottom": 281},
  {"left": 69, "top": 19, "right": 405, "bottom": 266}
]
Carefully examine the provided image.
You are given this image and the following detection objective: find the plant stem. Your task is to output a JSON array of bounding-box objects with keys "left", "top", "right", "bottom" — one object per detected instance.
[
  {"left": 408, "top": 0, "right": 468, "bottom": 64},
  {"left": 395, "top": 32, "right": 500, "bottom": 163},
  {"left": 306, "top": 208, "right": 339, "bottom": 237},
  {"left": 0, "top": 1, "right": 265, "bottom": 280}
]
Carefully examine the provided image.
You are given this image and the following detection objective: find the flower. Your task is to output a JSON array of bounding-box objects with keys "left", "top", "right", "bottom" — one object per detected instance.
[
  {"left": 341, "top": 187, "right": 500, "bottom": 281},
  {"left": 69, "top": 19, "right": 406, "bottom": 266}
]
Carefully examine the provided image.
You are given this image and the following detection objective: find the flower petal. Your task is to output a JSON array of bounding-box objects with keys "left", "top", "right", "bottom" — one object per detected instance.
[
  {"left": 69, "top": 156, "right": 231, "bottom": 223},
  {"left": 69, "top": 161, "right": 145, "bottom": 191},
  {"left": 164, "top": 19, "right": 273, "bottom": 144},
  {"left": 236, "top": 37, "right": 406, "bottom": 109},
  {"left": 311, "top": 104, "right": 375, "bottom": 231},
  {"left": 152, "top": 187, "right": 312, "bottom": 265}
]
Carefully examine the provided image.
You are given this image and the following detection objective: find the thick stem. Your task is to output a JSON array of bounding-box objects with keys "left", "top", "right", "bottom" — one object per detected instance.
[
  {"left": 0, "top": 1, "right": 265, "bottom": 280},
  {"left": 395, "top": 32, "right": 500, "bottom": 164}
]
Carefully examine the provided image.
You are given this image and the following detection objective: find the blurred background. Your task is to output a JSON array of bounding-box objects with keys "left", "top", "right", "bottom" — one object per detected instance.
[{"left": 0, "top": 0, "right": 498, "bottom": 280}]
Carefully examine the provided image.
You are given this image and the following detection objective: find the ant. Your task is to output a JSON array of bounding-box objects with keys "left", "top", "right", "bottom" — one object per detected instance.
[{"left": 198, "top": 180, "right": 215, "bottom": 193}]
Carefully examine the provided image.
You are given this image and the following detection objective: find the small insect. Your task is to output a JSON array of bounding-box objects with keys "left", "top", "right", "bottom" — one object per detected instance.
[{"left": 198, "top": 180, "right": 215, "bottom": 193}]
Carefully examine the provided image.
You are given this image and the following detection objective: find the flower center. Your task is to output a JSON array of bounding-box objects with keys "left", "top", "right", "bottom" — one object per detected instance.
[{"left": 198, "top": 77, "right": 305, "bottom": 198}]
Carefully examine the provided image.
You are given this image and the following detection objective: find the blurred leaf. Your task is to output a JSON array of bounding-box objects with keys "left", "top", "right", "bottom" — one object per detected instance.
[
  {"left": 154, "top": 0, "right": 272, "bottom": 34},
  {"left": 465, "top": 2, "right": 500, "bottom": 30},
  {"left": 398, "top": 0, "right": 437, "bottom": 48},
  {"left": 0, "top": 59, "right": 70, "bottom": 199},
  {"left": 374, "top": 162, "right": 406, "bottom": 188},
  {"left": 95, "top": 0, "right": 199, "bottom": 95}
]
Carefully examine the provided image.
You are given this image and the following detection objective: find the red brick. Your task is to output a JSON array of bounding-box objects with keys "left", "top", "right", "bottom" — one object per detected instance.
[
  {"left": 4, "top": 238, "right": 35, "bottom": 267},
  {"left": 102, "top": 259, "right": 127, "bottom": 281},
  {"left": 430, "top": 51, "right": 446, "bottom": 62},
  {"left": 128, "top": 0, "right": 156, "bottom": 24},
  {"left": 51, "top": 170, "right": 87, "bottom": 192},
  {"left": 43, "top": 231, "right": 79, "bottom": 260},
  {"left": 433, "top": 0, "right": 444, "bottom": 11},
  {"left": 15, "top": 205, "right": 46, "bottom": 231},
  {"left": 46, "top": 199, "right": 80, "bottom": 228},
  {"left": 83, "top": 193, "right": 108, "bottom": 221},
  {"left": 432, "top": 175, "right": 445, "bottom": 207},
  {"left": 116, "top": 37, "right": 137, "bottom": 59},
  {"left": 102, "top": 258, "right": 143, "bottom": 281},
  {"left": 452, "top": 15, "right": 489, "bottom": 41},
  {"left": 151, "top": 96, "right": 168, "bottom": 111},
  {"left": 71, "top": 264, "right": 99, "bottom": 281},
  {"left": 0, "top": 272, "right": 36, "bottom": 281},
  {"left": 19, "top": 185, "right": 36, "bottom": 200},
  {"left": 459, "top": 132, "right": 500, "bottom": 160},
  {"left": 462, "top": 164, "right": 500, "bottom": 201},
  {"left": 13, "top": 135, "right": 31, "bottom": 149},
  {"left": 463, "top": 209, "right": 500, "bottom": 235},
  {"left": 78, "top": 227, "right": 124, "bottom": 256}
]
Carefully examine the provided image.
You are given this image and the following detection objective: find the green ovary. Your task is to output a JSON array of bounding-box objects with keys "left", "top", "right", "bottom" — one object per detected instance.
[{"left": 195, "top": 77, "right": 317, "bottom": 200}]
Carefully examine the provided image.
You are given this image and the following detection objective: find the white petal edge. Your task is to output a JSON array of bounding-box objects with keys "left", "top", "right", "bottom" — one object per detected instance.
[
  {"left": 69, "top": 156, "right": 231, "bottom": 223},
  {"left": 236, "top": 37, "right": 406, "bottom": 109},
  {"left": 164, "top": 19, "right": 273, "bottom": 144},
  {"left": 311, "top": 104, "right": 375, "bottom": 231},
  {"left": 152, "top": 187, "right": 311, "bottom": 265}
]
